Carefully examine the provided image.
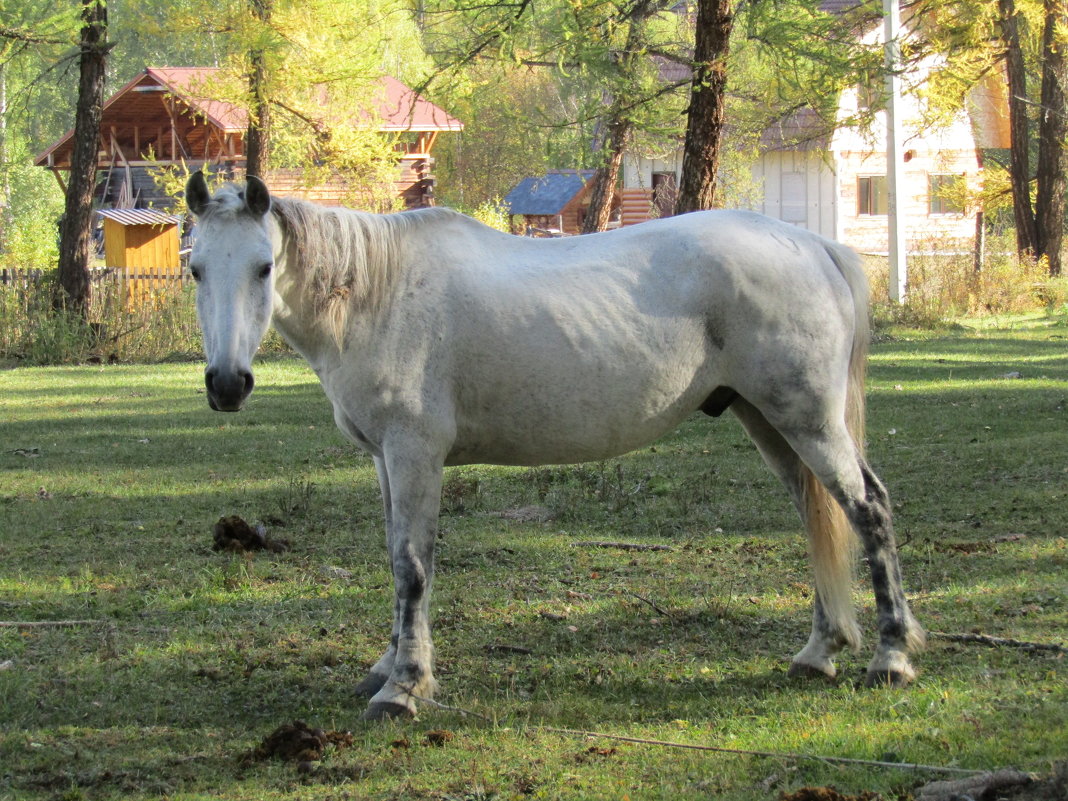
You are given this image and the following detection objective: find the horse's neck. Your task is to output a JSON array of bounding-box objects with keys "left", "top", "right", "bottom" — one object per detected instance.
[{"left": 268, "top": 217, "right": 338, "bottom": 367}]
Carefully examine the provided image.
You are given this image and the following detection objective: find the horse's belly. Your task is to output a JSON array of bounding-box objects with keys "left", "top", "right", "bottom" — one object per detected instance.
[{"left": 445, "top": 388, "right": 703, "bottom": 467}]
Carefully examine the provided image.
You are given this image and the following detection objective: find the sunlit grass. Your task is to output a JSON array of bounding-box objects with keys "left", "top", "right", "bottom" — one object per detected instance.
[{"left": 1, "top": 318, "right": 1066, "bottom": 799}]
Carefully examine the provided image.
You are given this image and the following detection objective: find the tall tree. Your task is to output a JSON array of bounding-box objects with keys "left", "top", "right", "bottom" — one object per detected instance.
[
  {"left": 996, "top": 0, "right": 1068, "bottom": 275},
  {"left": 244, "top": 0, "right": 272, "bottom": 177},
  {"left": 55, "top": 0, "right": 107, "bottom": 314},
  {"left": 581, "top": 0, "right": 673, "bottom": 233},
  {"left": 145, "top": 0, "right": 425, "bottom": 206},
  {"left": 674, "top": 0, "right": 733, "bottom": 214},
  {"left": 421, "top": 0, "right": 690, "bottom": 229},
  {"left": 998, "top": 0, "right": 1040, "bottom": 258},
  {"left": 1034, "top": 0, "right": 1066, "bottom": 276}
]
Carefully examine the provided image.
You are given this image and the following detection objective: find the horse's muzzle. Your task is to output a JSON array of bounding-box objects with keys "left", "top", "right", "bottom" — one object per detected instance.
[{"left": 205, "top": 367, "right": 254, "bottom": 412}]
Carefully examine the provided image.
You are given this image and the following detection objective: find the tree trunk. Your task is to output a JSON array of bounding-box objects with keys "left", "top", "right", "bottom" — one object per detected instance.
[
  {"left": 244, "top": 0, "right": 272, "bottom": 177},
  {"left": 997, "top": 0, "right": 1039, "bottom": 259},
  {"left": 675, "top": 0, "right": 734, "bottom": 215},
  {"left": 581, "top": 0, "right": 661, "bottom": 233},
  {"left": 55, "top": 0, "right": 107, "bottom": 315},
  {"left": 1035, "top": 0, "right": 1067, "bottom": 276},
  {"left": 581, "top": 116, "right": 630, "bottom": 234}
]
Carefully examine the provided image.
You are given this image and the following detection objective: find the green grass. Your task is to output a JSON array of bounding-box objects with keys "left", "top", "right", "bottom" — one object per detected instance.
[{"left": 1, "top": 317, "right": 1067, "bottom": 800}]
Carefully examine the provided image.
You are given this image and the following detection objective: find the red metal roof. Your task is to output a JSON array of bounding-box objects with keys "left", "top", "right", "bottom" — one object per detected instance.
[
  {"left": 375, "top": 75, "right": 463, "bottom": 132},
  {"left": 35, "top": 68, "right": 462, "bottom": 168},
  {"left": 145, "top": 67, "right": 249, "bottom": 132}
]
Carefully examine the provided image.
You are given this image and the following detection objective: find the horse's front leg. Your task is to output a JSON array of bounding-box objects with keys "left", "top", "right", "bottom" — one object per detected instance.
[
  {"left": 363, "top": 442, "right": 444, "bottom": 720},
  {"left": 354, "top": 455, "right": 398, "bottom": 698}
]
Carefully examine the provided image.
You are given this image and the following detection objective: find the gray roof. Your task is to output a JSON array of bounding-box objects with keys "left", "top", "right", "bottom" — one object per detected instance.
[
  {"left": 97, "top": 208, "right": 180, "bottom": 226},
  {"left": 759, "top": 107, "right": 835, "bottom": 152},
  {"left": 504, "top": 170, "right": 595, "bottom": 216}
]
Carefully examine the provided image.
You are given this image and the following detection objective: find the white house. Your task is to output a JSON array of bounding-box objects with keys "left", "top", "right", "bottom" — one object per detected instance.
[{"left": 621, "top": 3, "right": 1010, "bottom": 254}]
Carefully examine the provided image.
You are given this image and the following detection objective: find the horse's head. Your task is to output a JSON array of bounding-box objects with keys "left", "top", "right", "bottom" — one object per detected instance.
[{"left": 186, "top": 172, "right": 275, "bottom": 412}]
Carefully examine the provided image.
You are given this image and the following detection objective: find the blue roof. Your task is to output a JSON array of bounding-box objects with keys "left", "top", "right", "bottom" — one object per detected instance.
[{"left": 504, "top": 170, "right": 595, "bottom": 216}]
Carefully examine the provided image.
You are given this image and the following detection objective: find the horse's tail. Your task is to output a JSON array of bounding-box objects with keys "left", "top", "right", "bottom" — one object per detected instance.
[{"left": 800, "top": 241, "right": 870, "bottom": 651}]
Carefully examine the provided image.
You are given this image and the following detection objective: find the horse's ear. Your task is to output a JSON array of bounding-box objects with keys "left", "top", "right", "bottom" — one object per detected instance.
[
  {"left": 186, "top": 171, "right": 212, "bottom": 217},
  {"left": 245, "top": 175, "right": 271, "bottom": 217}
]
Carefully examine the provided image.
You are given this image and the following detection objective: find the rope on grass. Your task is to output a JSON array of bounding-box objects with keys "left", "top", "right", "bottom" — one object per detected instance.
[
  {"left": 403, "top": 692, "right": 984, "bottom": 777},
  {"left": 540, "top": 727, "right": 985, "bottom": 776}
]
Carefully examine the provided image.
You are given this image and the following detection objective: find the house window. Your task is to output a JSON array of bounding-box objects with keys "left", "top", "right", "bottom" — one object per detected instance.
[
  {"left": 855, "top": 71, "right": 885, "bottom": 113},
  {"left": 857, "top": 175, "right": 888, "bottom": 216},
  {"left": 929, "top": 174, "right": 964, "bottom": 215},
  {"left": 781, "top": 172, "right": 807, "bottom": 224},
  {"left": 651, "top": 172, "right": 677, "bottom": 219}
]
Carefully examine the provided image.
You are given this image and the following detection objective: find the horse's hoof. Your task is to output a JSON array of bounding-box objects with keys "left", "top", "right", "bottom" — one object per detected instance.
[
  {"left": 864, "top": 668, "right": 914, "bottom": 688},
  {"left": 354, "top": 672, "right": 389, "bottom": 698},
  {"left": 787, "top": 660, "right": 837, "bottom": 682},
  {"left": 362, "top": 701, "right": 415, "bottom": 721}
]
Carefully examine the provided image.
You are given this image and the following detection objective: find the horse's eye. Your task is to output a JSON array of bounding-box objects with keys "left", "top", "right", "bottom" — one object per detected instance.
[
  {"left": 258, "top": 263, "right": 273, "bottom": 280},
  {"left": 189, "top": 266, "right": 202, "bottom": 283}
]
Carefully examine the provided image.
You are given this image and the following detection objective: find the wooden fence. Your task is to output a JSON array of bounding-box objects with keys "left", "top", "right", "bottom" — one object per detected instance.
[{"left": 0, "top": 266, "right": 191, "bottom": 314}]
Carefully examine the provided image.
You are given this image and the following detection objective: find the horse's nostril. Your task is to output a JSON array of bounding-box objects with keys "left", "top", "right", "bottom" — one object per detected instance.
[{"left": 204, "top": 368, "right": 254, "bottom": 410}]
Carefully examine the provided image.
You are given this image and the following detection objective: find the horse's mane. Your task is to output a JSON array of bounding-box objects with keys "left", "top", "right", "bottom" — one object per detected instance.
[
  {"left": 203, "top": 184, "right": 452, "bottom": 346},
  {"left": 268, "top": 194, "right": 453, "bottom": 345}
]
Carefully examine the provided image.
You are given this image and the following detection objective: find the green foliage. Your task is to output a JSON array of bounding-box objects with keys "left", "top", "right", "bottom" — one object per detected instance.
[
  {"left": 433, "top": 64, "right": 593, "bottom": 204},
  {"left": 0, "top": 271, "right": 293, "bottom": 365},
  {"left": 463, "top": 195, "right": 511, "bottom": 231},
  {"left": 0, "top": 155, "right": 65, "bottom": 273},
  {"left": 914, "top": 0, "right": 1053, "bottom": 129}
]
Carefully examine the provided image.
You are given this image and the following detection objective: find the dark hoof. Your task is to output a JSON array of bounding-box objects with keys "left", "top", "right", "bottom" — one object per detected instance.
[
  {"left": 787, "top": 662, "right": 837, "bottom": 682},
  {"left": 864, "top": 669, "right": 913, "bottom": 688},
  {"left": 354, "top": 672, "right": 389, "bottom": 698},
  {"left": 362, "top": 701, "right": 415, "bottom": 721}
]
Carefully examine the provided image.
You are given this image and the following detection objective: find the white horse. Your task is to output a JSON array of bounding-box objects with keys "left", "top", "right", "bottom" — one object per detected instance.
[{"left": 185, "top": 172, "right": 924, "bottom": 720}]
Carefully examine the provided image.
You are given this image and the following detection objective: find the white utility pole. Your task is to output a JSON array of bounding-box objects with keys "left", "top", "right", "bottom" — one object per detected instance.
[{"left": 884, "top": 0, "right": 907, "bottom": 302}]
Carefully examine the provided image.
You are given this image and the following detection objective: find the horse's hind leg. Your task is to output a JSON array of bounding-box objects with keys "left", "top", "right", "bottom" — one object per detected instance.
[
  {"left": 842, "top": 458, "right": 925, "bottom": 685},
  {"left": 731, "top": 400, "right": 860, "bottom": 680},
  {"left": 783, "top": 424, "right": 924, "bottom": 687}
]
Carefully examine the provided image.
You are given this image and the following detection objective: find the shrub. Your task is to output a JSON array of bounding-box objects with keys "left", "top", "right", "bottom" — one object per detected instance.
[
  {"left": 0, "top": 272, "right": 291, "bottom": 365},
  {"left": 866, "top": 232, "right": 1060, "bottom": 328},
  {"left": 464, "top": 197, "right": 511, "bottom": 232}
]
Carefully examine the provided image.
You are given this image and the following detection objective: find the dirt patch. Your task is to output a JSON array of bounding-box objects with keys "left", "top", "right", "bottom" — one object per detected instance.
[
  {"left": 780, "top": 788, "right": 880, "bottom": 801},
  {"left": 212, "top": 515, "right": 290, "bottom": 553},
  {"left": 423, "top": 730, "right": 454, "bottom": 747},
  {"left": 245, "top": 720, "right": 353, "bottom": 765}
]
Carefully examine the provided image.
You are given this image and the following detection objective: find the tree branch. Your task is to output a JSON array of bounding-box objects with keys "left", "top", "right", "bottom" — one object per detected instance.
[{"left": 0, "top": 25, "right": 70, "bottom": 46}]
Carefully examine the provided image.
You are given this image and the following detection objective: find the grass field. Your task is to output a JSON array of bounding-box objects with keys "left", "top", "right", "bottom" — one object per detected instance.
[{"left": 1, "top": 315, "right": 1066, "bottom": 800}]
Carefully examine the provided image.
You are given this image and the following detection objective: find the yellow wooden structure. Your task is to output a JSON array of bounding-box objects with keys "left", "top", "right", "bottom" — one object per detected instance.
[{"left": 97, "top": 208, "right": 182, "bottom": 307}]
